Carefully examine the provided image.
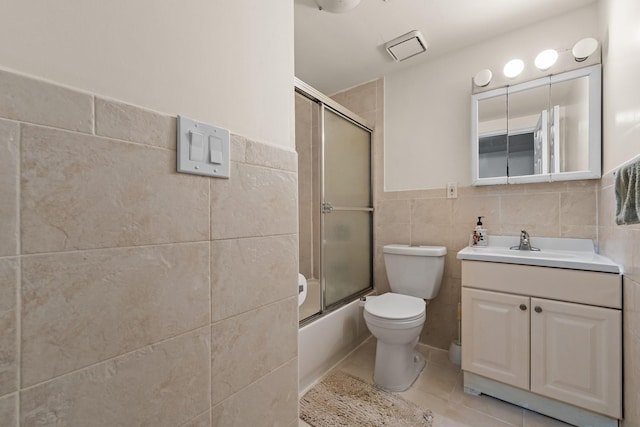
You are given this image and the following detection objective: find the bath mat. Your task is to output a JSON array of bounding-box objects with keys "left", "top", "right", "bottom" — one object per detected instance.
[{"left": 300, "top": 370, "right": 434, "bottom": 427}]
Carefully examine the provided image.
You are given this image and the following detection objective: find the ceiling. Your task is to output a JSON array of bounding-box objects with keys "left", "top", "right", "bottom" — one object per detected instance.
[{"left": 294, "top": 0, "right": 597, "bottom": 95}]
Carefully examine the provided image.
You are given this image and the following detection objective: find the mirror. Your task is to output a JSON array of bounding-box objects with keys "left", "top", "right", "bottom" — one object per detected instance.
[{"left": 471, "top": 65, "right": 601, "bottom": 186}]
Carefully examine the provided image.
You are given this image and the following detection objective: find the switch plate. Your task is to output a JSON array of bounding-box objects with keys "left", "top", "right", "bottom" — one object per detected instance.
[
  {"left": 447, "top": 182, "right": 458, "bottom": 199},
  {"left": 177, "top": 115, "right": 230, "bottom": 178}
]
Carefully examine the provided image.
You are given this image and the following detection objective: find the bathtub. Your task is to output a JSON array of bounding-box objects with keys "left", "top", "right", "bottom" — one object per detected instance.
[{"left": 298, "top": 296, "right": 372, "bottom": 393}]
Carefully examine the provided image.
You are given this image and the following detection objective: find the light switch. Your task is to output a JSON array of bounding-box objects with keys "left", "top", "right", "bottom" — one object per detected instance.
[
  {"left": 209, "top": 135, "right": 223, "bottom": 165},
  {"left": 189, "top": 131, "right": 204, "bottom": 161}
]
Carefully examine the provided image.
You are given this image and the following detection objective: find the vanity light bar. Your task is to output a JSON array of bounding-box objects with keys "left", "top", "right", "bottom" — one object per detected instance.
[{"left": 472, "top": 37, "right": 599, "bottom": 89}]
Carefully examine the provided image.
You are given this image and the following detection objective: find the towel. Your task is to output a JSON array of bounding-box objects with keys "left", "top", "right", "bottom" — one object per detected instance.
[{"left": 615, "top": 160, "right": 640, "bottom": 225}]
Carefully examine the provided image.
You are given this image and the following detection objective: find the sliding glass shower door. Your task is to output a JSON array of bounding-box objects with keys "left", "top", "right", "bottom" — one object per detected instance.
[{"left": 321, "top": 107, "right": 373, "bottom": 308}]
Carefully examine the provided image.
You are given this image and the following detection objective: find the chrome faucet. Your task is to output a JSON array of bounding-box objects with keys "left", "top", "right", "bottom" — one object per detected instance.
[{"left": 510, "top": 230, "right": 540, "bottom": 251}]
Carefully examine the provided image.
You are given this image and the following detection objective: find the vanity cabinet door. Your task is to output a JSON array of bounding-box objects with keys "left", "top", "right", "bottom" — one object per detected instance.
[
  {"left": 462, "top": 288, "right": 530, "bottom": 390},
  {"left": 530, "top": 298, "right": 621, "bottom": 419}
]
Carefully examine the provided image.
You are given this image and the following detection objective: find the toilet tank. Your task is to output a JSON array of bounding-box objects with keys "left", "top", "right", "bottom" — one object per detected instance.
[{"left": 383, "top": 245, "right": 447, "bottom": 299}]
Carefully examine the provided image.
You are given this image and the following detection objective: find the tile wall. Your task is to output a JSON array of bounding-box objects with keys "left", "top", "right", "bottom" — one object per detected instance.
[
  {"left": 0, "top": 69, "right": 299, "bottom": 426},
  {"left": 332, "top": 79, "right": 599, "bottom": 350},
  {"left": 598, "top": 170, "right": 640, "bottom": 427}
]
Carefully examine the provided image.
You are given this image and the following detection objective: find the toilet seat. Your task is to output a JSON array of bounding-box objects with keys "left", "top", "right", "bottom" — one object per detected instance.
[{"left": 364, "top": 293, "right": 425, "bottom": 322}]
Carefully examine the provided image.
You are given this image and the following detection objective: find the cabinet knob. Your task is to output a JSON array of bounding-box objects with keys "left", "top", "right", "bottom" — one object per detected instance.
[
  {"left": 519, "top": 304, "right": 527, "bottom": 311},
  {"left": 534, "top": 306, "right": 542, "bottom": 313}
]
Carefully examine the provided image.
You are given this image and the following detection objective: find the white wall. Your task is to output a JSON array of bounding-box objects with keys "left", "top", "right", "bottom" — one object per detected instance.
[
  {"left": 384, "top": 5, "right": 599, "bottom": 190},
  {"left": 0, "top": 0, "right": 294, "bottom": 149},
  {"left": 599, "top": 0, "right": 640, "bottom": 172}
]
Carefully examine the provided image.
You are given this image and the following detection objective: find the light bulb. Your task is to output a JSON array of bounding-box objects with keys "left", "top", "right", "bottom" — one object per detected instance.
[
  {"left": 535, "top": 49, "right": 558, "bottom": 70},
  {"left": 503, "top": 59, "right": 524, "bottom": 78},
  {"left": 473, "top": 69, "right": 493, "bottom": 87},
  {"left": 572, "top": 38, "right": 598, "bottom": 62}
]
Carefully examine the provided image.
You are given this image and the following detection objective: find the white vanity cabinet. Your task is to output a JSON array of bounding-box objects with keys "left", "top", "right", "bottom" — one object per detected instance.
[{"left": 461, "top": 260, "right": 622, "bottom": 426}]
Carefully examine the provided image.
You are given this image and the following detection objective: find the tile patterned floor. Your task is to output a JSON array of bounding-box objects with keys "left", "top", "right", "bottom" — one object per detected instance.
[{"left": 300, "top": 338, "right": 573, "bottom": 427}]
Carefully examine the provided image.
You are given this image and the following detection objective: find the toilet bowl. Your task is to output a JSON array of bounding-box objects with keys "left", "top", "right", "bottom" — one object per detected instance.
[
  {"left": 364, "top": 293, "right": 426, "bottom": 391},
  {"left": 363, "top": 244, "right": 446, "bottom": 392}
]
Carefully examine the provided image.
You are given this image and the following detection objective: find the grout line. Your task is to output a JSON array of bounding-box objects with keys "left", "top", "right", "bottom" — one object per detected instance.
[
  {"left": 16, "top": 257, "right": 21, "bottom": 424},
  {"left": 178, "top": 408, "right": 211, "bottom": 427},
  {"left": 20, "top": 121, "right": 176, "bottom": 153},
  {"left": 19, "top": 324, "right": 211, "bottom": 394},
  {"left": 212, "top": 356, "right": 299, "bottom": 410},
  {"left": 92, "top": 95, "right": 96, "bottom": 135},
  {"left": 18, "top": 239, "right": 213, "bottom": 258},
  {"left": 211, "top": 294, "right": 298, "bottom": 326},
  {"left": 208, "top": 178, "right": 213, "bottom": 327},
  {"left": 16, "top": 122, "right": 22, "bottom": 423},
  {"left": 16, "top": 232, "right": 299, "bottom": 259},
  {"left": 15, "top": 124, "right": 21, "bottom": 257}
]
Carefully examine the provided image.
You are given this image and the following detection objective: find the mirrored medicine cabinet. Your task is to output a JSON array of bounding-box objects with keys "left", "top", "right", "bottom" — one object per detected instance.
[{"left": 471, "top": 64, "right": 601, "bottom": 186}]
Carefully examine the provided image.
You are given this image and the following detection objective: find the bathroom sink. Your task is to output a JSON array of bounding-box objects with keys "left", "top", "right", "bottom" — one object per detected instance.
[
  {"left": 457, "top": 236, "right": 620, "bottom": 273},
  {"left": 473, "top": 247, "right": 576, "bottom": 260}
]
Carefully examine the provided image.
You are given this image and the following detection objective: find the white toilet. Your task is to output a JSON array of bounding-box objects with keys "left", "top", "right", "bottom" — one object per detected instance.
[{"left": 364, "top": 244, "right": 446, "bottom": 391}]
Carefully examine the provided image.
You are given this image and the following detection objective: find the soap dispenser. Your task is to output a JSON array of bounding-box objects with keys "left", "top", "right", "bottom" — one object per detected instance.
[{"left": 472, "top": 216, "right": 488, "bottom": 247}]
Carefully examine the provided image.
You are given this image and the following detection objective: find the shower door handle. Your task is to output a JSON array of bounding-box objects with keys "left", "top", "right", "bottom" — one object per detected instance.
[{"left": 321, "top": 202, "right": 334, "bottom": 214}]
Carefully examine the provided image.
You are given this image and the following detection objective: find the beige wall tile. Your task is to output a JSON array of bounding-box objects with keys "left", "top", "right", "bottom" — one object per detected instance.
[
  {"left": 420, "top": 277, "right": 461, "bottom": 350},
  {"left": 210, "top": 162, "right": 297, "bottom": 239},
  {"left": 410, "top": 223, "right": 451, "bottom": 247},
  {"left": 230, "top": 134, "right": 248, "bottom": 163},
  {"left": 296, "top": 96, "right": 314, "bottom": 278},
  {"left": 95, "top": 98, "right": 176, "bottom": 150},
  {"left": 21, "top": 327, "right": 210, "bottom": 427},
  {"left": 246, "top": 140, "right": 297, "bottom": 172},
  {"left": 211, "top": 235, "right": 297, "bottom": 321},
  {"left": 560, "top": 191, "right": 597, "bottom": 226},
  {"left": 21, "top": 243, "right": 210, "bottom": 387},
  {"left": 374, "top": 246, "right": 391, "bottom": 294},
  {"left": 599, "top": 181, "right": 616, "bottom": 226},
  {"left": 451, "top": 196, "right": 500, "bottom": 226},
  {"left": 0, "top": 258, "right": 18, "bottom": 396},
  {"left": 600, "top": 172, "right": 614, "bottom": 188},
  {"left": 492, "top": 223, "right": 560, "bottom": 238},
  {"left": 0, "top": 393, "right": 16, "bottom": 427},
  {"left": 518, "top": 181, "right": 567, "bottom": 194},
  {"left": 600, "top": 226, "right": 634, "bottom": 274},
  {"left": 182, "top": 411, "right": 211, "bottom": 427},
  {"left": 211, "top": 298, "right": 297, "bottom": 405},
  {"left": 331, "top": 81, "right": 377, "bottom": 117},
  {"left": 412, "top": 198, "right": 452, "bottom": 225},
  {"left": 211, "top": 358, "right": 298, "bottom": 427},
  {"left": 375, "top": 223, "right": 411, "bottom": 247},
  {"left": 21, "top": 125, "right": 209, "bottom": 253},
  {"left": 500, "top": 193, "right": 560, "bottom": 228},
  {"left": 631, "top": 229, "right": 640, "bottom": 281},
  {"left": 560, "top": 225, "right": 597, "bottom": 239},
  {"left": 376, "top": 199, "right": 411, "bottom": 225},
  {"left": 0, "top": 70, "right": 93, "bottom": 133},
  {"left": 445, "top": 251, "right": 462, "bottom": 280},
  {"left": 0, "top": 119, "right": 19, "bottom": 257}
]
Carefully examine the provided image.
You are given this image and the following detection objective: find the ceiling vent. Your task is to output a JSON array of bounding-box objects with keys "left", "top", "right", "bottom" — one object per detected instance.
[{"left": 385, "top": 30, "right": 428, "bottom": 62}]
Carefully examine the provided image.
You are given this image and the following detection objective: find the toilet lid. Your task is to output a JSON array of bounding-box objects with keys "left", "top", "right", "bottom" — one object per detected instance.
[{"left": 365, "top": 293, "right": 425, "bottom": 320}]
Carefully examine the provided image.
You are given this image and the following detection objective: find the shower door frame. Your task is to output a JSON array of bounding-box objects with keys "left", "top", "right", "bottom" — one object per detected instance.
[{"left": 295, "top": 78, "right": 374, "bottom": 324}]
